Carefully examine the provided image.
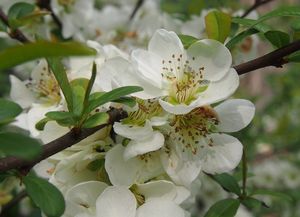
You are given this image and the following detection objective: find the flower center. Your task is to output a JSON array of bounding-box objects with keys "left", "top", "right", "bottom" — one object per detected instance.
[
  {"left": 122, "top": 99, "right": 163, "bottom": 126},
  {"left": 26, "top": 67, "right": 61, "bottom": 105},
  {"left": 169, "top": 106, "right": 219, "bottom": 155},
  {"left": 161, "top": 54, "right": 208, "bottom": 105}
]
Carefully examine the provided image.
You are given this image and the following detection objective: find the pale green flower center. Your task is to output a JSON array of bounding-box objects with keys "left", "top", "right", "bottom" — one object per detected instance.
[
  {"left": 130, "top": 184, "right": 145, "bottom": 206},
  {"left": 161, "top": 54, "right": 208, "bottom": 105},
  {"left": 26, "top": 70, "right": 61, "bottom": 105},
  {"left": 122, "top": 99, "right": 163, "bottom": 126}
]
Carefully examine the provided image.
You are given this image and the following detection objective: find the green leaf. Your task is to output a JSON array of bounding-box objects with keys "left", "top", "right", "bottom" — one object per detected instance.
[
  {"left": 264, "top": 30, "right": 290, "bottom": 48},
  {"left": 205, "top": 10, "right": 231, "bottom": 43},
  {"left": 82, "top": 112, "right": 109, "bottom": 128},
  {"left": 204, "top": 198, "right": 240, "bottom": 217},
  {"left": 0, "top": 41, "right": 96, "bottom": 70},
  {"left": 8, "top": 2, "right": 35, "bottom": 28},
  {"left": 0, "top": 19, "right": 7, "bottom": 32},
  {"left": 46, "top": 58, "right": 73, "bottom": 111},
  {"left": 241, "top": 197, "right": 268, "bottom": 209},
  {"left": 252, "top": 6, "right": 300, "bottom": 28},
  {"left": 287, "top": 51, "right": 300, "bottom": 62},
  {"left": 0, "top": 132, "right": 42, "bottom": 160},
  {"left": 84, "top": 62, "right": 97, "bottom": 107},
  {"left": 70, "top": 78, "right": 89, "bottom": 90},
  {"left": 112, "top": 97, "right": 137, "bottom": 107},
  {"left": 210, "top": 173, "right": 241, "bottom": 196},
  {"left": 46, "top": 111, "right": 75, "bottom": 121},
  {"left": 226, "top": 28, "right": 258, "bottom": 49},
  {"left": 231, "top": 17, "right": 272, "bottom": 33},
  {"left": 35, "top": 117, "right": 51, "bottom": 131},
  {"left": 0, "top": 98, "right": 22, "bottom": 124},
  {"left": 250, "top": 189, "right": 293, "bottom": 202},
  {"left": 23, "top": 174, "right": 65, "bottom": 217},
  {"left": 10, "top": 10, "right": 50, "bottom": 28},
  {"left": 86, "top": 86, "right": 143, "bottom": 113},
  {"left": 178, "top": 34, "right": 199, "bottom": 49},
  {"left": 71, "top": 85, "right": 85, "bottom": 117}
]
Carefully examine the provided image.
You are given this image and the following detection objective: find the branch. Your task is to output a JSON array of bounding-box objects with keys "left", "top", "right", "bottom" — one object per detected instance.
[
  {"left": 0, "top": 8, "right": 29, "bottom": 43},
  {"left": 129, "top": 0, "right": 144, "bottom": 20},
  {"left": 233, "top": 40, "right": 300, "bottom": 75},
  {"left": 0, "top": 108, "right": 127, "bottom": 173},
  {"left": 241, "top": 0, "right": 275, "bottom": 18},
  {"left": 36, "top": 0, "right": 63, "bottom": 31}
]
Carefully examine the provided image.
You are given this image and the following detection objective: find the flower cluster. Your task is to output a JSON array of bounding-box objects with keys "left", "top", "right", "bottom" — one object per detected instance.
[{"left": 3, "top": 1, "right": 257, "bottom": 216}]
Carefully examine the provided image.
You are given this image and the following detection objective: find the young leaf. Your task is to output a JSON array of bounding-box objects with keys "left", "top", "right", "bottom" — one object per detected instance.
[
  {"left": 250, "top": 189, "right": 293, "bottom": 202},
  {"left": 231, "top": 17, "right": 272, "bottom": 33},
  {"left": 287, "top": 51, "right": 300, "bottom": 62},
  {"left": 71, "top": 85, "right": 85, "bottom": 117},
  {"left": 35, "top": 117, "right": 51, "bottom": 131},
  {"left": 82, "top": 112, "right": 109, "bottom": 128},
  {"left": 0, "top": 19, "right": 7, "bottom": 32},
  {"left": 241, "top": 197, "right": 269, "bottom": 210},
  {"left": 226, "top": 28, "right": 258, "bottom": 49},
  {"left": 209, "top": 173, "right": 241, "bottom": 196},
  {"left": 178, "top": 34, "right": 199, "bottom": 49},
  {"left": 0, "top": 41, "right": 96, "bottom": 70},
  {"left": 84, "top": 62, "right": 97, "bottom": 107},
  {"left": 23, "top": 175, "right": 65, "bottom": 217},
  {"left": 264, "top": 30, "right": 290, "bottom": 48},
  {"left": 0, "top": 98, "right": 22, "bottom": 124},
  {"left": 204, "top": 198, "right": 240, "bottom": 217},
  {"left": 112, "top": 97, "right": 137, "bottom": 107},
  {"left": 86, "top": 86, "right": 143, "bottom": 113},
  {"left": 0, "top": 132, "right": 42, "bottom": 160},
  {"left": 47, "top": 58, "right": 73, "bottom": 111},
  {"left": 46, "top": 111, "right": 75, "bottom": 121},
  {"left": 205, "top": 10, "right": 231, "bottom": 43},
  {"left": 8, "top": 2, "right": 35, "bottom": 28}
]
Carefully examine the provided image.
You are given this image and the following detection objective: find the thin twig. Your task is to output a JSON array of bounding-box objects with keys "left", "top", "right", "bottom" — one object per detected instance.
[
  {"left": 0, "top": 108, "right": 127, "bottom": 173},
  {"left": 241, "top": 0, "right": 275, "bottom": 18},
  {"left": 233, "top": 40, "right": 300, "bottom": 75},
  {"left": 36, "top": 0, "right": 63, "bottom": 30},
  {"left": 129, "top": 0, "right": 144, "bottom": 20},
  {"left": 0, "top": 8, "right": 29, "bottom": 43},
  {"left": 0, "top": 190, "right": 27, "bottom": 217}
]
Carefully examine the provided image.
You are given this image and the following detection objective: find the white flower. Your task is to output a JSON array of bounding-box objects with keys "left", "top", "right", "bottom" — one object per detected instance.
[
  {"left": 64, "top": 180, "right": 189, "bottom": 217},
  {"left": 101, "top": 29, "right": 239, "bottom": 115}
]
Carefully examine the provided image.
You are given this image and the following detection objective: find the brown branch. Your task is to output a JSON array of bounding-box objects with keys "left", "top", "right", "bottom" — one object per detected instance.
[
  {"left": 241, "top": 0, "right": 275, "bottom": 18},
  {"left": 0, "top": 108, "right": 127, "bottom": 173},
  {"left": 129, "top": 0, "right": 144, "bottom": 20},
  {"left": 36, "top": 0, "right": 63, "bottom": 31},
  {"left": 0, "top": 190, "right": 27, "bottom": 217},
  {"left": 0, "top": 8, "right": 29, "bottom": 43},
  {"left": 233, "top": 40, "right": 300, "bottom": 75}
]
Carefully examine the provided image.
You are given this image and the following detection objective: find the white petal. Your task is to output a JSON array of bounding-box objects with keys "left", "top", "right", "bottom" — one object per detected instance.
[
  {"left": 136, "top": 199, "right": 185, "bottom": 217},
  {"left": 65, "top": 181, "right": 108, "bottom": 217},
  {"left": 159, "top": 99, "right": 195, "bottom": 115},
  {"left": 136, "top": 180, "right": 177, "bottom": 202},
  {"left": 195, "top": 68, "right": 239, "bottom": 107},
  {"left": 131, "top": 49, "right": 163, "bottom": 89},
  {"left": 187, "top": 39, "right": 232, "bottom": 81},
  {"left": 148, "top": 29, "right": 184, "bottom": 62},
  {"left": 105, "top": 144, "right": 163, "bottom": 186},
  {"left": 160, "top": 148, "right": 201, "bottom": 187},
  {"left": 215, "top": 99, "right": 255, "bottom": 132},
  {"left": 113, "top": 121, "right": 153, "bottom": 141},
  {"left": 200, "top": 134, "right": 243, "bottom": 174},
  {"left": 124, "top": 131, "right": 165, "bottom": 160},
  {"left": 39, "top": 121, "right": 69, "bottom": 143},
  {"left": 9, "top": 75, "right": 34, "bottom": 108},
  {"left": 96, "top": 186, "right": 136, "bottom": 217}
]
